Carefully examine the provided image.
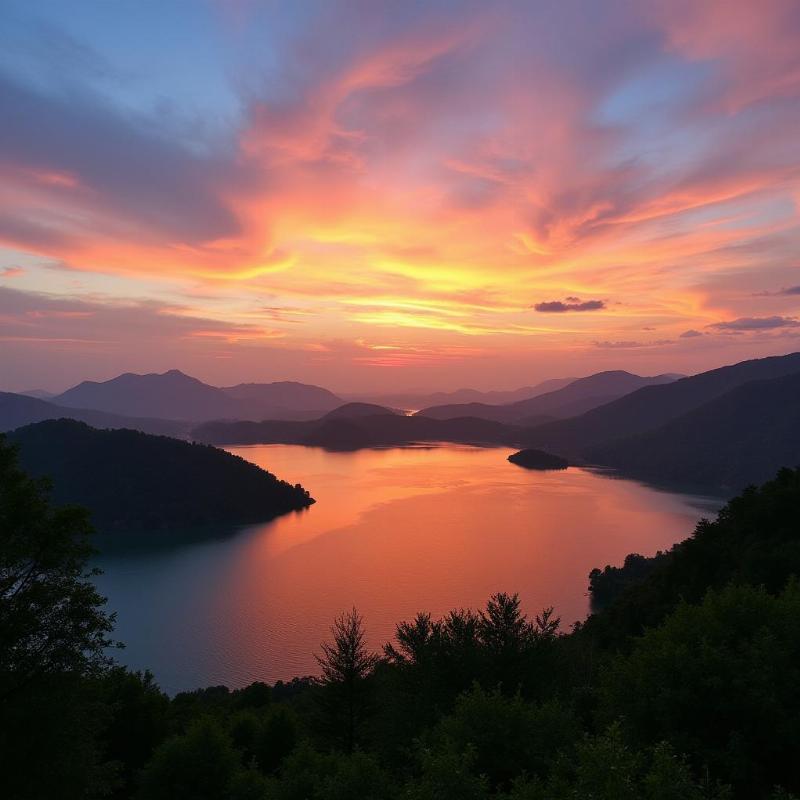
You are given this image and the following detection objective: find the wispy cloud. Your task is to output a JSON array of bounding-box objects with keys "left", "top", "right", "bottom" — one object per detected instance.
[{"left": 710, "top": 316, "right": 800, "bottom": 331}]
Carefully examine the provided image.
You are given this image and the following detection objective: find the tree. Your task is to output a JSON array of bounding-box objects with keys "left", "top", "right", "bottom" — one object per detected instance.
[
  {"left": 253, "top": 705, "right": 297, "bottom": 774},
  {"left": 600, "top": 582, "right": 800, "bottom": 797},
  {"left": 137, "top": 717, "right": 240, "bottom": 800},
  {"left": 429, "top": 685, "right": 579, "bottom": 790},
  {"left": 478, "top": 593, "right": 559, "bottom": 694},
  {"left": 0, "top": 434, "right": 119, "bottom": 798},
  {"left": 0, "top": 434, "right": 116, "bottom": 698},
  {"left": 315, "top": 608, "right": 379, "bottom": 752}
]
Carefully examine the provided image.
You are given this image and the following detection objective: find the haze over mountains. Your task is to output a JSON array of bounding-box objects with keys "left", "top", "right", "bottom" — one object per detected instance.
[
  {"left": 350, "top": 377, "right": 577, "bottom": 411},
  {"left": 0, "top": 390, "right": 188, "bottom": 437},
  {"left": 53, "top": 370, "right": 343, "bottom": 422},
  {"left": 417, "top": 370, "right": 683, "bottom": 423}
]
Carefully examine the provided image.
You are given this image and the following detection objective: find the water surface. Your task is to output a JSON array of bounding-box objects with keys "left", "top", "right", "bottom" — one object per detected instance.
[{"left": 94, "top": 444, "right": 719, "bottom": 694}]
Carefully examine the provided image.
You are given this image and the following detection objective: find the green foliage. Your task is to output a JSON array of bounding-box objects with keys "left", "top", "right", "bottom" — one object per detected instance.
[
  {"left": 584, "top": 467, "right": 800, "bottom": 647},
  {"left": 95, "top": 668, "right": 170, "bottom": 784},
  {"left": 406, "top": 746, "right": 490, "bottom": 800},
  {"left": 0, "top": 434, "right": 115, "bottom": 693},
  {"left": 511, "top": 728, "right": 730, "bottom": 800},
  {"left": 589, "top": 551, "right": 668, "bottom": 609},
  {"left": 227, "top": 767, "right": 270, "bottom": 800},
  {"left": 234, "top": 680, "right": 272, "bottom": 710},
  {"left": 137, "top": 717, "right": 240, "bottom": 800},
  {"left": 601, "top": 582, "right": 800, "bottom": 796},
  {"left": 428, "top": 685, "right": 579, "bottom": 789},
  {"left": 0, "top": 434, "right": 119, "bottom": 799},
  {"left": 253, "top": 706, "right": 298, "bottom": 774}
]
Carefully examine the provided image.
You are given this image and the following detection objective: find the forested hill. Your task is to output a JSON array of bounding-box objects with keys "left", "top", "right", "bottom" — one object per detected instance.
[
  {"left": 7, "top": 419, "right": 313, "bottom": 529},
  {"left": 588, "top": 371, "right": 800, "bottom": 493},
  {"left": 526, "top": 351, "right": 800, "bottom": 456}
]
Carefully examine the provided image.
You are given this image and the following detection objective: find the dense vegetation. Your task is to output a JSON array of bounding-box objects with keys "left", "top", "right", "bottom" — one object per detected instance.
[
  {"left": 1, "top": 432, "right": 799, "bottom": 799},
  {"left": 8, "top": 419, "right": 313, "bottom": 530}
]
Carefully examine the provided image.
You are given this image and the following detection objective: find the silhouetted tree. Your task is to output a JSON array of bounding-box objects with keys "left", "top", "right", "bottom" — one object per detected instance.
[
  {"left": 315, "top": 607, "right": 379, "bottom": 752},
  {"left": 0, "top": 434, "right": 115, "bottom": 698},
  {"left": 0, "top": 434, "right": 118, "bottom": 798}
]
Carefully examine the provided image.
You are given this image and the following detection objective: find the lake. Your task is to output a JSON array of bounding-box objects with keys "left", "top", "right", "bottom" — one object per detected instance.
[{"left": 93, "top": 444, "right": 720, "bottom": 694}]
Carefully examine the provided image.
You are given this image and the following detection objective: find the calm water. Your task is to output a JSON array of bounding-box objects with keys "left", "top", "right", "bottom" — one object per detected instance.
[{"left": 93, "top": 444, "right": 720, "bottom": 694}]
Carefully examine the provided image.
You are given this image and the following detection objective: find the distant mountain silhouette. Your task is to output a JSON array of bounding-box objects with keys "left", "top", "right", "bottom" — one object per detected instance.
[
  {"left": 53, "top": 369, "right": 344, "bottom": 422},
  {"left": 19, "top": 389, "right": 56, "bottom": 400},
  {"left": 221, "top": 381, "right": 341, "bottom": 413},
  {"left": 418, "top": 371, "right": 680, "bottom": 422},
  {"left": 322, "top": 402, "right": 400, "bottom": 419},
  {"left": 54, "top": 369, "right": 229, "bottom": 421},
  {"left": 526, "top": 352, "right": 800, "bottom": 458},
  {"left": 7, "top": 419, "right": 313, "bottom": 530},
  {"left": 193, "top": 412, "right": 523, "bottom": 450},
  {"left": 352, "top": 377, "right": 577, "bottom": 410},
  {"left": 0, "top": 391, "right": 186, "bottom": 436},
  {"left": 588, "top": 371, "right": 800, "bottom": 493}
]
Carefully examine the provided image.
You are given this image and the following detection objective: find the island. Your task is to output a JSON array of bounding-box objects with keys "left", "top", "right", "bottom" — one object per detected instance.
[
  {"left": 507, "top": 448, "right": 569, "bottom": 470},
  {"left": 7, "top": 419, "right": 314, "bottom": 530}
]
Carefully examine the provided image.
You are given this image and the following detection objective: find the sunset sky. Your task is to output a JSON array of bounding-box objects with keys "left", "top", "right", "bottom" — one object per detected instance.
[{"left": 1, "top": 0, "right": 799, "bottom": 393}]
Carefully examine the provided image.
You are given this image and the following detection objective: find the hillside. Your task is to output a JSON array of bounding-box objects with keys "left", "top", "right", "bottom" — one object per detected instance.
[
  {"left": 584, "top": 466, "right": 800, "bottom": 646},
  {"left": 588, "top": 371, "right": 800, "bottom": 493},
  {"left": 417, "top": 371, "right": 679, "bottom": 422},
  {"left": 526, "top": 352, "right": 800, "bottom": 457},
  {"left": 0, "top": 391, "right": 187, "bottom": 437},
  {"left": 7, "top": 419, "right": 313, "bottom": 529},
  {"left": 322, "top": 402, "right": 399, "bottom": 419}
]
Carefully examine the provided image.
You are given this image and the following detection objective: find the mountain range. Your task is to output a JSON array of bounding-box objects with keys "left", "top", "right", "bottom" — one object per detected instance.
[
  {"left": 348, "top": 377, "right": 577, "bottom": 411},
  {"left": 588, "top": 370, "right": 800, "bottom": 493},
  {"left": 416, "top": 370, "right": 683, "bottom": 423},
  {"left": 0, "top": 391, "right": 188, "bottom": 436},
  {"left": 525, "top": 352, "right": 800, "bottom": 458},
  {"left": 52, "top": 370, "right": 343, "bottom": 422}
]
